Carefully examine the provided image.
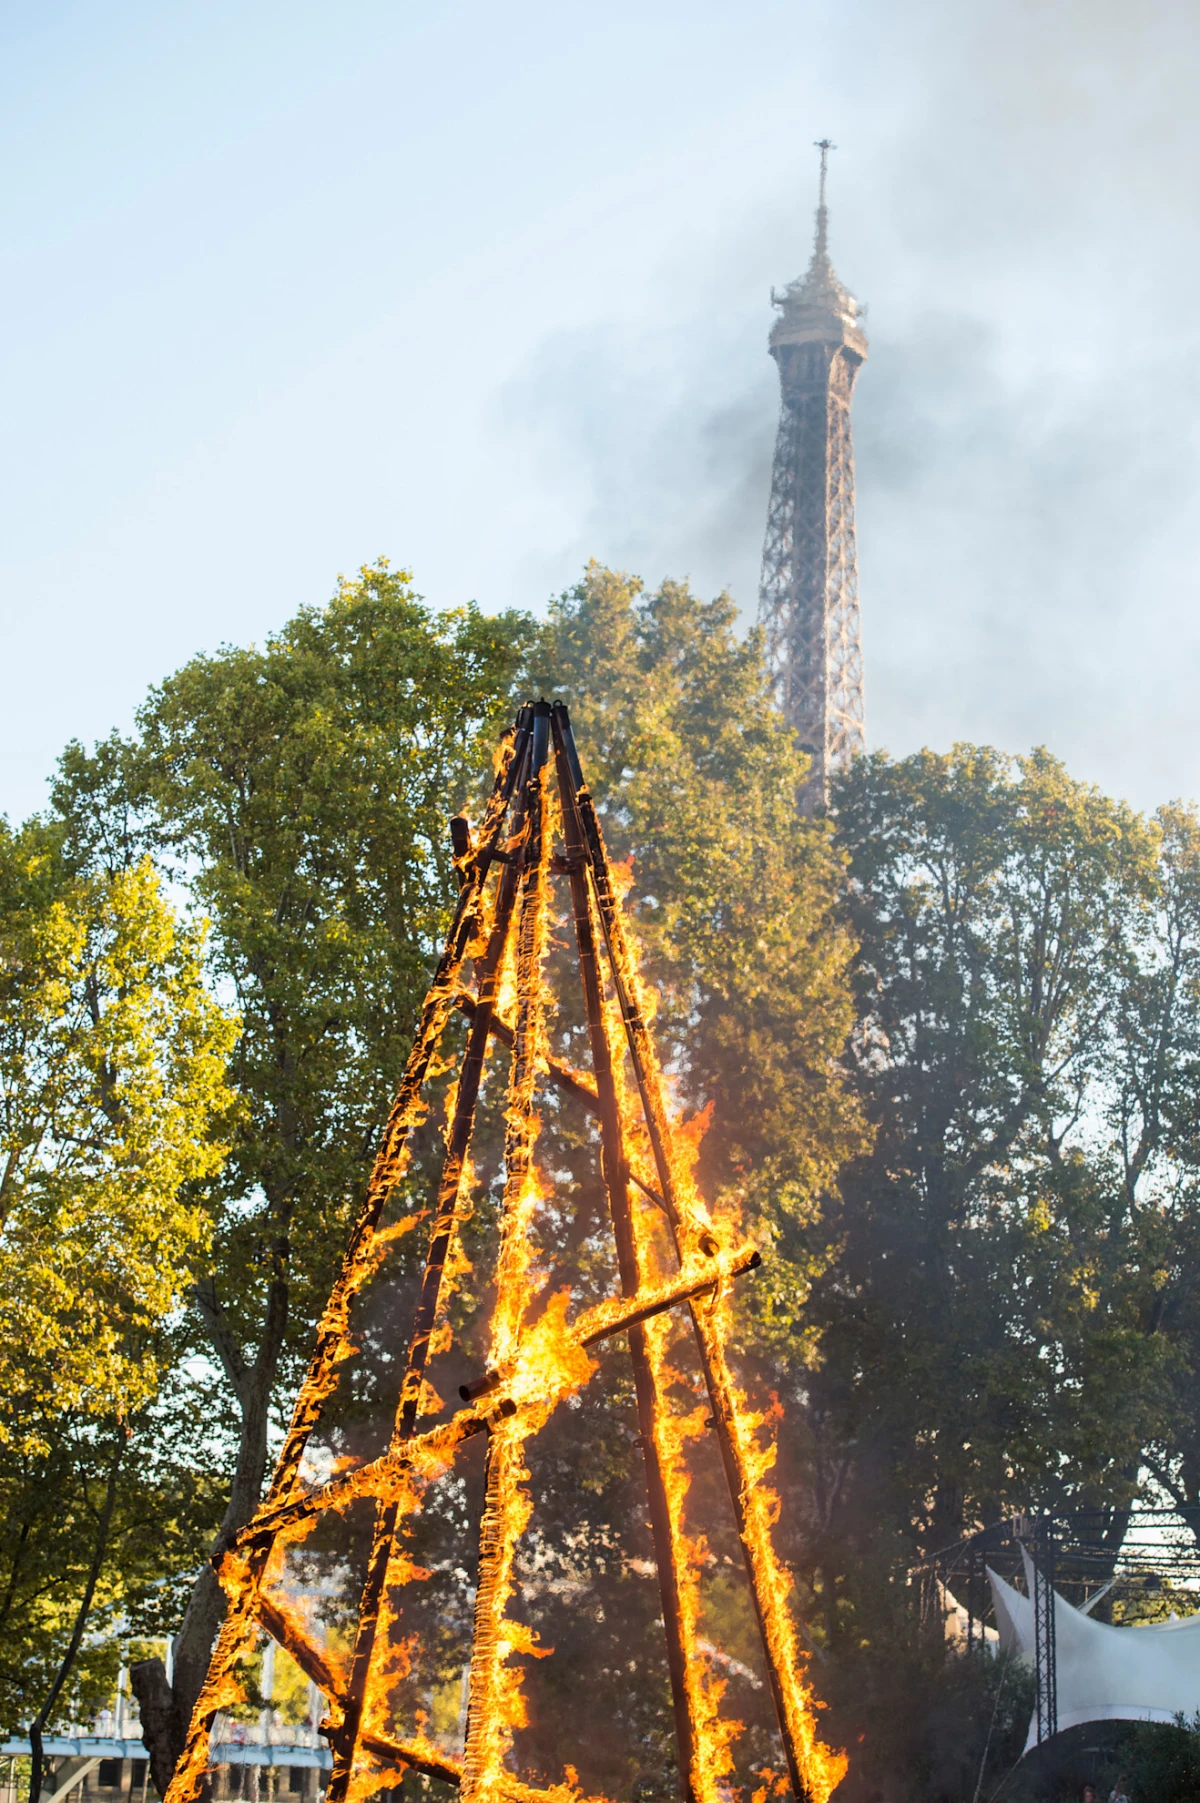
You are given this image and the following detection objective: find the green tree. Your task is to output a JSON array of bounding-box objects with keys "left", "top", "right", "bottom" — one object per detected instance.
[
  {"left": 310, "top": 563, "right": 865, "bottom": 1803},
  {"left": 0, "top": 816, "right": 237, "bottom": 1785},
  {"left": 53, "top": 563, "right": 532, "bottom": 1773},
  {"left": 457, "top": 563, "right": 870, "bottom": 1797},
  {"left": 778, "top": 747, "right": 1197, "bottom": 1798},
  {"left": 524, "top": 562, "right": 868, "bottom": 1330},
  {"left": 43, "top": 558, "right": 866, "bottom": 1800},
  {"left": 1120, "top": 803, "right": 1200, "bottom": 1543},
  {"left": 823, "top": 747, "right": 1166, "bottom": 1529},
  {"left": 0, "top": 1397, "right": 227, "bottom": 1739},
  {"left": 0, "top": 825, "right": 236, "bottom": 1439}
]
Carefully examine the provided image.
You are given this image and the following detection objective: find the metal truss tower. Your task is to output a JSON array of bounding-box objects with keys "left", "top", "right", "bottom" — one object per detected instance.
[
  {"left": 162, "top": 704, "right": 846, "bottom": 1803},
  {"left": 759, "top": 141, "right": 867, "bottom": 811}
]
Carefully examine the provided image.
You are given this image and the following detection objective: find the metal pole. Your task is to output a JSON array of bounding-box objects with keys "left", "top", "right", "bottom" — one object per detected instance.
[
  {"left": 1033, "top": 1518, "right": 1057, "bottom": 1745},
  {"left": 462, "top": 704, "right": 554, "bottom": 1803},
  {"left": 164, "top": 719, "right": 532, "bottom": 1803},
  {"left": 554, "top": 704, "right": 817, "bottom": 1803},
  {"left": 325, "top": 717, "right": 536, "bottom": 1803},
  {"left": 551, "top": 709, "right": 700, "bottom": 1800}
]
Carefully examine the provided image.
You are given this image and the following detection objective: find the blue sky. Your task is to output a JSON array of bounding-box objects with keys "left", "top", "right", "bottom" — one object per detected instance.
[{"left": 3, "top": 0, "right": 1199, "bottom": 819}]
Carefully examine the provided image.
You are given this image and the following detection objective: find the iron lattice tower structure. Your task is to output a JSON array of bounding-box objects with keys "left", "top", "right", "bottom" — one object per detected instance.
[{"left": 759, "top": 141, "right": 867, "bottom": 811}]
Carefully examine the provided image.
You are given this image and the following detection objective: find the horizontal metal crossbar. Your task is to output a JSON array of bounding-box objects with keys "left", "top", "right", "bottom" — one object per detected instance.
[
  {"left": 253, "top": 1595, "right": 599, "bottom": 1801},
  {"left": 235, "top": 1245, "right": 762, "bottom": 1548}
]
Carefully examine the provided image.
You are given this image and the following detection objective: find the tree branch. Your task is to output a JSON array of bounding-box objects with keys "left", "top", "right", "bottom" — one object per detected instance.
[{"left": 190, "top": 1275, "right": 251, "bottom": 1411}]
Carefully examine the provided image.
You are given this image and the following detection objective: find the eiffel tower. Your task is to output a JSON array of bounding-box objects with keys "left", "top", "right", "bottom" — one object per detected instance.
[
  {"left": 759, "top": 142, "right": 867, "bottom": 813},
  {"left": 162, "top": 703, "right": 846, "bottom": 1803}
]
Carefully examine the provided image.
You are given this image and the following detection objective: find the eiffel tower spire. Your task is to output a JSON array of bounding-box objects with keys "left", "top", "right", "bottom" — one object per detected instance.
[{"left": 759, "top": 140, "right": 867, "bottom": 812}]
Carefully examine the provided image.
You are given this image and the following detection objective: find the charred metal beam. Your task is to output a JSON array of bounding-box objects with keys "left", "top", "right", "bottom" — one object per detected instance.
[
  {"left": 556, "top": 702, "right": 820, "bottom": 1803},
  {"left": 325, "top": 725, "right": 537, "bottom": 1803},
  {"left": 577, "top": 1246, "right": 760, "bottom": 1345},
  {"left": 551, "top": 706, "right": 701, "bottom": 1802},
  {"left": 462, "top": 701, "right": 556, "bottom": 1803},
  {"left": 453, "top": 994, "right": 670, "bottom": 1217},
  {"left": 458, "top": 1367, "right": 502, "bottom": 1403}
]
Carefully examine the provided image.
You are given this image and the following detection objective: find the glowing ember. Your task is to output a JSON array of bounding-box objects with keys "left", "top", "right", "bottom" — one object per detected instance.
[{"left": 164, "top": 701, "right": 846, "bottom": 1803}]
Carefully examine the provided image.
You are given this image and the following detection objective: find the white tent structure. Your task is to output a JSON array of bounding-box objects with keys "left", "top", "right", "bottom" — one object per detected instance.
[{"left": 988, "top": 1557, "right": 1200, "bottom": 1751}]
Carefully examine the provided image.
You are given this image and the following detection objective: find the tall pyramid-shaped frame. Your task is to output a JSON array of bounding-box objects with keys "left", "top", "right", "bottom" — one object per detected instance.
[{"left": 164, "top": 703, "right": 846, "bottom": 1803}]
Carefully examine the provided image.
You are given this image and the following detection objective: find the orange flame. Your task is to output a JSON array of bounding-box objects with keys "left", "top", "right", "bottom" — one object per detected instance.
[
  {"left": 348, "top": 1539, "right": 429, "bottom": 1803},
  {"left": 462, "top": 752, "right": 554, "bottom": 1803},
  {"left": 167, "top": 720, "right": 849, "bottom": 1803},
  {"left": 594, "top": 830, "right": 847, "bottom": 1803},
  {"left": 644, "top": 1309, "right": 744, "bottom": 1803},
  {"left": 591, "top": 937, "right": 740, "bottom": 1803},
  {"left": 692, "top": 1296, "right": 847, "bottom": 1803}
]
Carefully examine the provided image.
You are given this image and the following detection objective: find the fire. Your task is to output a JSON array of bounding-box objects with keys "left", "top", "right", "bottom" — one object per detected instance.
[
  {"left": 581, "top": 764, "right": 846, "bottom": 1803},
  {"left": 596, "top": 953, "right": 741, "bottom": 1803},
  {"left": 346, "top": 1544, "right": 426, "bottom": 1803},
  {"left": 643, "top": 1309, "right": 744, "bottom": 1803},
  {"left": 462, "top": 743, "right": 554, "bottom": 1803},
  {"left": 165, "top": 703, "right": 847, "bottom": 1803},
  {"left": 693, "top": 1305, "right": 848, "bottom": 1803},
  {"left": 495, "top": 938, "right": 520, "bottom": 1036}
]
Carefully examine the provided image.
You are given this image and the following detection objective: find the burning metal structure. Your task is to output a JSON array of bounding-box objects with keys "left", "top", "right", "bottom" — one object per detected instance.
[
  {"left": 759, "top": 141, "right": 867, "bottom": 813},
  {"left": 163, "top": 703, "right": 845, "bottom": 1803}
]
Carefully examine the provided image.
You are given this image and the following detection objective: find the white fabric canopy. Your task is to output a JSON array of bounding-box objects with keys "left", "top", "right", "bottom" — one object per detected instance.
[{"left": 987, "top": 1559, "right": 1200, "bottom": 1749}]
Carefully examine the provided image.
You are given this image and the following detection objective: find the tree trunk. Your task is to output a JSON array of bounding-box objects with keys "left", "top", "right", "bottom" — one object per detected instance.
[
  {"left": 1074, "top": 1498, "right": 1133, "bottom": 1623},
  {"left": 928, "top": 1474, "right": 965, "bottom": 1553},
  {"left": 135, "top": 1270, "right": 288, "bottom": 1791},
  {"left": 129, "top": 1659, "right": 183, "bottom": 1801},
  {"left": 29, "top": 1435, "right": 125, "bottom": 1803}
]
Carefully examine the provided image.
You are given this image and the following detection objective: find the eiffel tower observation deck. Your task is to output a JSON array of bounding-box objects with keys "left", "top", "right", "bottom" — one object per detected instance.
[{"left": 758, "top": 141, "right": 867, "bottom": 812}]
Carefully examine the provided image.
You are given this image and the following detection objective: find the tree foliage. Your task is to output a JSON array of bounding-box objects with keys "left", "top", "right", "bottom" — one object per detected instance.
[
  {"left": 0, "top": 817, "right": 236, "bottom": 1743},
  {"left": 821, "top": 746, "right": 1169, "bottom": 1532},
  {"left": 431, "top": 562, "right": 870, "bottom": 1796},
  {"left": 0, "top": 822, "right": 237, "bottom": 1442},
  {"left": 0, "top": 1398, "right": 226, "bottom": 1739},
  {"left": 773, "top": 747, "right": 1200, "bottom": 1799},
  {"left": 31, "top": 557, "right": 864, "bottom": 1796},
  {"left": 199, "top": 561, "right": 869, "bottom": 1803},
  {"left": 525, "top": 562, "right": 869, "bottom": 1356},
  {"left": 53, "top": 563, "right": 533, "bottom": 1739},
  {"left": 23, "top": 555, "right": 1200, "bottom": 1803}
]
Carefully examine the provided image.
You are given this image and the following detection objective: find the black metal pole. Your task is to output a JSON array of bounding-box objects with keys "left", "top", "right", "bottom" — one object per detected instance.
[{"left": 1033, "top": 1517, "right": 1057, "bottom": 1745}]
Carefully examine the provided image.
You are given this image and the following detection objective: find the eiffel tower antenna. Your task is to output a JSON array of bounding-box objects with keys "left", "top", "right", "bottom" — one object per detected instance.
[
  {"left": 813, "top": 138, "right": 834, "bottom": 258},
  {"left": 760, "top": 140, "right": 867, "bottom": 813},
  {"left": 160, "top": 704, "right": 847, "bottom": 1803}
]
